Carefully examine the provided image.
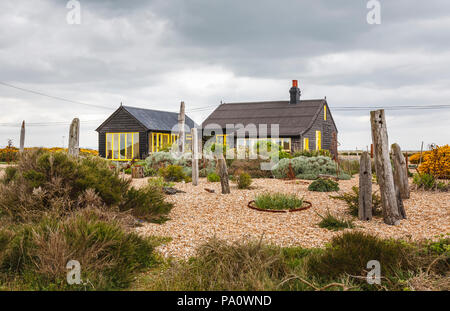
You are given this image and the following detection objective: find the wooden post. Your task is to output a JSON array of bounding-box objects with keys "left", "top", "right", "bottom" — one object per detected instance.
[
  {"left": 359, "top": 151, "right": 372, "bottom": 221},
  {"left": 370, "top": 110, "right": 401, "bottom": 225},
  {"left": 419, "top": 141, "right": 424, "bottom": 166},
  {"left": 131, "top": 166, "right": 144, "bottom": 179},
  {"left": 191, "top": 127, "right": 199, "bottom": 186},
  {"left": 392, "top": 143, "right": 410, "bottom": 202},
  {"left": 217, "top": 154, "right": 230, "bottom": 194},
  {"left": 68, "top": 118, "right": 80, "bottom": 157},
  {"left": 178, "top": 101, "right": 185, "bottom": 153},
  {"left": 19, "top": 120, "right": 25, "bottom": 153}
]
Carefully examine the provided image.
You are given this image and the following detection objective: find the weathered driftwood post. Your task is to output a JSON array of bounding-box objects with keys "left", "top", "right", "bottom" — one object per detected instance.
[
  {"left": 359, "top": 151, "right": 372, "bottom": 221},
  {"left": 392, "top": 143, "right": 410, "bottom": 199},
  {"left": 191, "top": 127, "right": 199, "bottom": 186},
  {"left": 68, "top": 118, "right": 80, "bottom": 157},
  {"left": 217, "top": 154, "right": 230, "bottom": 194},
  {"left": 370, "top": 110, "right": 403, "bottom": 225},
  {"left": 19, "top": 120, "right": 25, "bottom": 153},
  {"left": 178, "top": 101, "right": 185, "bottom": 153},
  {"left": 131, "top": 166, "right": 145, "bottom": 179}
]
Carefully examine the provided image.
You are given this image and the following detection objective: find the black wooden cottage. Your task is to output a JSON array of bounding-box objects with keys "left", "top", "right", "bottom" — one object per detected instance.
[
  {"left": 202, "top": 80, "right": 338, "bottom": 156},
  {"left": 96, "top": 105, "right": 196, "bottom": 160}
]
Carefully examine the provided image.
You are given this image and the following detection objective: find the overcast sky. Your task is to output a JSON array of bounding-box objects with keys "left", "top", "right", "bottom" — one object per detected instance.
[{"left": 1, "top": 0, "right": 449, "bottom": 150}]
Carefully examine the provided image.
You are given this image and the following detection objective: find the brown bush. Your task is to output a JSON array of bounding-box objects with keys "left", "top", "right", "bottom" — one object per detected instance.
[{"left": 228, "top": 159, "right": 273, "bottom": 178}]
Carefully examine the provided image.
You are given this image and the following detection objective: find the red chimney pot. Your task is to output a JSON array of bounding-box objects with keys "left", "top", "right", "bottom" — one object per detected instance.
[{"left": 292, "top": 80, "right": 298, "bottom": 88}]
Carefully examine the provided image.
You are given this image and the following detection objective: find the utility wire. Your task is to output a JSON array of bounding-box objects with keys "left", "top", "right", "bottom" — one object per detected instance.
[{"left": 0, "top": 81, "right": 114, "bottom": 110}]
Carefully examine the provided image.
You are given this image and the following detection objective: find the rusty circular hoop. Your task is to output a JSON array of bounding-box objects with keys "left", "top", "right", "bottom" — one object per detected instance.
[{"left": 247, "top": 200, "right": 312, "bottom": 213}]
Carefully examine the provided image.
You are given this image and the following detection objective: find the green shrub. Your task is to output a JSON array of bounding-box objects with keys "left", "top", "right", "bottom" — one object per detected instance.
[
  {"left": 143, "top": 237, "right": 289, "bottom": 291},
  {"left": 2, "top": 166, "right": 18, "bottom": 184},
  {"left": 308, "top": 179, "right": 339, "bottom": 192},
  {"left": 413, "top": 173, "right": 436, "bottom": 190},
  {"left": 254, "top": 193, "right": 303, "bottom": 210},
  {"left": 236, "top": 172, "right": 252, "bottom": 189},
  {"left": 292, "top": 150, "right": 331, "bottom": 158},
  {"left": 307, "top": 232, "right": 416, "bottom": 282},
  {"left": 436, "top": 181, "right": 449, "bottom": 192},
  {"left": 124, "top": 168, "right": 132, "bottom": 175},
  {"left": 120, "top": 185, "right": 173, "bottom": 223},
  {"left": 0, "top": 149, "right": 172, "bottom": 223},
  {"left": 158, "top": 165, "right": 186, "bottom": 182},
  {"left": 330, "top": 186, "right": 382, "bottom": 217},
  {"left": 143, "top": 166, "right": 157, "bottom": 177},
  {"left": 426, "top": 236, "right": 450, "bottom": 255},
  {"left": 207, "top": 172, "right": 220, "bottom": 182},
  {"left": 317, "top": 211, "right": 354, "bottom": 231},
  {"left": 272, "top": 156, "right": 350, "bottom": 180},
  {"left": 147, "top": 176, "right": 174, "bottom": 189},
  {"left": 0, "top": 211, "right": 158, "bottom": 290}
]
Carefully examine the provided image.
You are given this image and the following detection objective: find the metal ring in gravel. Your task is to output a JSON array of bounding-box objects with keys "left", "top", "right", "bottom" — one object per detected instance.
[{"left": 247, "top": 200, "right": 312, "bottom": 213}]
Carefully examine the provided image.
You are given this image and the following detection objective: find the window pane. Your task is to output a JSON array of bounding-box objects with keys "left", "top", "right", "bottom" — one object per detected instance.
[
  {"left": 106, "top": 133, "right": 112, "bottom": 159},
  {"left": 126, "top": 133, "right": 132, "bottom": 159},
  {"left": 113, "top": 134, "right": 119, "bottom": 159},
  {"left": 120, "top": 134, "right": 126, "bottom": 159},
  {"left": 162, "top": 134, "right": 169, "bottom": 147},
  {"left": 149, "top": 133, "right": 153, "bottom": 153},
  {"left": 133, "top": 133, "right": 139, "bottom": 159},
  {"left": 283, "top": 139, "right": 290, "bottom": 151}
]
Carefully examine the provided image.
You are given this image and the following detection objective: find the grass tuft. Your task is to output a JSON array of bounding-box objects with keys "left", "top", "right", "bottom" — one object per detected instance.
[{"left": 254, "top": 193, "right": 303, "bottom": 210}]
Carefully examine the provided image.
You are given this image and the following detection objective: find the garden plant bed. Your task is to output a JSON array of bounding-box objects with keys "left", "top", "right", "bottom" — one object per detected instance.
[
  {"left": 247, "top": 199, "right": 312, "bottom": 213},
  {"left": 133, "top": 177, "right": 450, "bottom": 259}
]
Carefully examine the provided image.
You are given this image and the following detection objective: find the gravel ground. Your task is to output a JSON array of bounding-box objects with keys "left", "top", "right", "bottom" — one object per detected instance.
[{"left": 134, "top": 177, "right": 450, "bottom": 259}]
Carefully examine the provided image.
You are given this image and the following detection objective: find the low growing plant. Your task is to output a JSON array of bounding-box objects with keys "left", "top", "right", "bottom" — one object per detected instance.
[
  {"left": 236, "top": 172, "right": 252, "bottom": 189},
  {"left": 308, "top": 179, "right": 339, "bottom": 192},
  {"left": 158, "top": 165, "right": 186, "bottom": 182},
  {"left": 316, "top": 211, "right": 354, "bottom": 231},
  {"left": 254, "top": 193, "right": 303, "bottom": 210},
  {"left": 329, "top": 186, "right": 382, "bottom": 217},
  {"left": 207, "top": 172, "right": 220, "bottom": 182}
]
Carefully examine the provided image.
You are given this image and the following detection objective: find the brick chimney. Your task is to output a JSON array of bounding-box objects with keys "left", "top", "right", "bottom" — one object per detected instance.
[{"left": 289, "top": 80, "right": 301, "bottom": 104}]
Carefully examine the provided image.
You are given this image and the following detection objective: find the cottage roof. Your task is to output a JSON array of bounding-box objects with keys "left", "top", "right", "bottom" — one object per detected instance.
[
  {"left": 201, "top": 99, "right": 330, "bottom": 136},
  {"left": 96, "top": 105, "right": 197, "bottom": 132}
]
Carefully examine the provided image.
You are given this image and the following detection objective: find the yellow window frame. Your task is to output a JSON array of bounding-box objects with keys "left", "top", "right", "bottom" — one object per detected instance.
[
  {"left": 106, "top": 132, "right": 139, "bottom": 161},
  {"left": 324, "top": 105, "right": 327, "bottom": 121},
  {"left": 215, "top": 134, "right": 227, "bottom": 146},
  {"left": 315, "top": 131, "right": 322, "bottom": 151},
  {"left": 303, "top": 138, "right": 309, "bottom": 151},
  {"left": 149, "top": 132, "right": 190, "bottom": 153}
]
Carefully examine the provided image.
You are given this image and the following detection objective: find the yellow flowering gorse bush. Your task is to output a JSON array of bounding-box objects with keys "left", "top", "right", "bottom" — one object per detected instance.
[{"left": 418, "top": 145, "right": 450, "bottom": 179}]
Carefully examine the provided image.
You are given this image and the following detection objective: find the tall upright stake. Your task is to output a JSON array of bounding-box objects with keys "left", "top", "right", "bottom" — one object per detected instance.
[
  {"left": 391, "top": 143, "right": 410, "bottom": 200},
  {"left": 68, "top": 118, "right": 80, "bottom": 157},
  {"left": 370, "top": 110, "right": 401, "bottom": 225},
  {"left": 191, "top": 127, "right": 199, "bottom": 186},
  {"left": 178, "top": 101, "right": 185, "bottom": 153},
  {"left": 217, "top": 153, "right": 230, "bottom": 194},
  {"left": 19, "top": 120, "right": 25, "bottom": 153},
  {"left": 359, "top": 151, "right": 372, "bottom": 221}
]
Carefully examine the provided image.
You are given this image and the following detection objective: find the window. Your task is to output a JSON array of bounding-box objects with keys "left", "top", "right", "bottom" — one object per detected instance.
[
  {"left": 106, "top": 133, "right": 113, "bottom": 159},
  {"left": 149, "top": 132, "right": 192, "bottom": 153},
  {"left": 324, "top": 105, "right": 327, "bottom": 121},
  {"left": 215, "top": 134, "right": 227, "bottom": 146},
  {"left": 234, "top": 137, "right": 291, "bottom": 153},
  {"left": 315, "top": 131, "right": 322, "bottom": 151},
  {"left": 303, "top": 138, "right": 309, "bottom": 151},
  {"left": 106, "top": 132, "right": 139, "bottom": 161}
]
